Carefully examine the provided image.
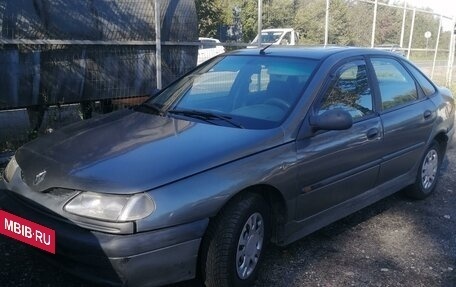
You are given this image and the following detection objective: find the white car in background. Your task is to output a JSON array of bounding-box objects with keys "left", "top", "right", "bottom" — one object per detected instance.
[
  {"left": 197, "top": 37, "right": 225, "bottom": 65},
  {"left": 374, "top": 44, "right": 406, "bottom": 57},
  {"left": 249, "top": 28, "right": 299, "bottom": 47}
]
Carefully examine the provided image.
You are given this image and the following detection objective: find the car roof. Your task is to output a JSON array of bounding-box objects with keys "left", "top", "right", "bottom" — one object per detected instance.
[
  {"left": 261, "top": 28, "right": 294, "bottom": 32},
  {"left": 375, "top": 44, "right": 401, "bottom": 48},
  {"left": 198, "top": 37, "right": 221, "bottom": 42},
  {"left": 227, "top": 46, "right": 400, "bottom": 60}
]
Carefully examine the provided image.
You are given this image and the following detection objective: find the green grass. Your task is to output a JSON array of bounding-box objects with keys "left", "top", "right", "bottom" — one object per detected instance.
[{"left": 409, "top": 50, "right": 449, "bottom": 62}]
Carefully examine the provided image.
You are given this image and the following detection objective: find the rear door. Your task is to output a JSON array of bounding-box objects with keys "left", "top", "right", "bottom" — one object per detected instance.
[
  {"left": 295, "top": 58, "right": 384, "bottom": 220},
  {"left": 369, "top": 57, "right": 436, "bottom": 184}
]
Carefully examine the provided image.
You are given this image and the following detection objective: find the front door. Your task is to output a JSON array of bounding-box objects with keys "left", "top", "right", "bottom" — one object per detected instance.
[{"left": 295, "top": 59, "right": 384, "bottom": 220}]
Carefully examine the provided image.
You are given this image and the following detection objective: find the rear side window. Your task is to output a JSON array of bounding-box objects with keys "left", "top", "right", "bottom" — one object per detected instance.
[
  {"left": 281, "top": 32, "right": 291, "bottom": 45},
  {"left": 403, "top": 62, "right": 436, "bottom": 97},
  {"left": 371, "top": 58, "right": 418, "bottom": 110}
]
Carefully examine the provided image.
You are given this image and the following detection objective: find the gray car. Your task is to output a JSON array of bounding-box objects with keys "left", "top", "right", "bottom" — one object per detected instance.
[{"left": 1, "top": 47, "right": 454, "bottom": 287}]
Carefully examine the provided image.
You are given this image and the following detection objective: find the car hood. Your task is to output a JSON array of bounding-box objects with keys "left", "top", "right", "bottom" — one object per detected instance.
[{"left": 15, "top": 109, "right": 284, "bottom": 194}]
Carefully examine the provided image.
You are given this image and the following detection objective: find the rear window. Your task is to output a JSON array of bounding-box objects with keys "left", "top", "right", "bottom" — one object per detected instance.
[{"left": 200, "top": 40, "right": 217, "bottom": 49}]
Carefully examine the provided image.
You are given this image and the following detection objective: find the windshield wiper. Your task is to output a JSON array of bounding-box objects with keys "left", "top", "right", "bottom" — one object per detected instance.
[{"left": 168, "top": 109, "right": 244, "bottom": 129}]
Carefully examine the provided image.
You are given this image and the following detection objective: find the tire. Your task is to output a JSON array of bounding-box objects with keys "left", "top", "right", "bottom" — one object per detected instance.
[
  {"left": 405, "top": 140, "right": 443, "bottom": 199},
  {"left": 201, "top": 193, "right": 270, "bottom": 287}
]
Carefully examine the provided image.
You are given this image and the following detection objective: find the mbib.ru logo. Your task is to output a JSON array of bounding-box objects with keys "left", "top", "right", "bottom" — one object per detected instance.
[{"left": 0, "top": 210, "right": 55, "bottom": 254}]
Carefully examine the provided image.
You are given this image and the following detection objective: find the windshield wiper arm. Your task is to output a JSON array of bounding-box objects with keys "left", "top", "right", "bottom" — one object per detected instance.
[{"left": 168, "top": 109, "right": 244, "bottom": 129}]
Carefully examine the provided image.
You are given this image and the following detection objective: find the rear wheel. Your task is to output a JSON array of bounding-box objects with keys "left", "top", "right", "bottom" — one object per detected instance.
[
  {"left": 405, "top": 141, "right": 442, "bottom": 199},
  {"left": 201, "top": 193, "right": 270, "bottom": 287}
]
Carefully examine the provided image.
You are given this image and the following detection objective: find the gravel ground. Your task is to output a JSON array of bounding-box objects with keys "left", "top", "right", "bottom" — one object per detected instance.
[{"left": 0, "top": 144, "right": 455, "bottom": 287}]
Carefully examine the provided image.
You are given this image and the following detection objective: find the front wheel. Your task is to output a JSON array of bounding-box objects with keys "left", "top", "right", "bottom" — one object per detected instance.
[
  {"left": 201, "top": 193, "right": 270, "bottom": 287},
  {"left": 405, "top": 141, "right": 442, "bottom": 199}
]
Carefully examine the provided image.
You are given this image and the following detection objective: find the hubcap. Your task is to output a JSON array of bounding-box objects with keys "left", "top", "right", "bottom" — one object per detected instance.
[
  {"left": 236, "top": 212, "right": 264, "bottom": 280},
  {"left": 421, "top": 149, "right": 438, "bottom": 190}
]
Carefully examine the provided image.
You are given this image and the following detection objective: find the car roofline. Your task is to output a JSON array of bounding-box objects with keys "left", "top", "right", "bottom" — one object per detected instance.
[{"left": 224, "top": 46, "right": 400, "bottom": 61}]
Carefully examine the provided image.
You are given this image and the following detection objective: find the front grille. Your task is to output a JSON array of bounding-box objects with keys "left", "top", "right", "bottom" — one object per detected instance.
[{"left": 6, "top": 189, "right": 77, "bottom": 223}]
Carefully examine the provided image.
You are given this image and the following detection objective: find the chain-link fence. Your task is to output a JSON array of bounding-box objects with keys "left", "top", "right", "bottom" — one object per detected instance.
[
  {"left": 200, "top": 0, "right": 455, "bottom": 85},
  {"left": 0, "top": 0, "right": 455, "bottom": 153},
  {"left": 0, "top": 0, "right": 198, "bottom": 151}
]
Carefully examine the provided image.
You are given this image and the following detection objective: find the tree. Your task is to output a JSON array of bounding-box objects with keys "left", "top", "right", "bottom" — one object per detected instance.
[
  {"left": 374, "top": 5, "right": 402, "bottom": 45},
  {"left": 294, "top": 0, "right": 326, "bottom": 44},
  {"left": 347, "top": 1, "right": 373, "bottom": 46},
  {"left": 294, "top": 0, "right": 351, "bottom": 45},
  {"left": 195, "top": 0, "right": 224, "bottom": 37},
  {"left": 204, "top": 0, "right": 445, "bottom": 49},
  {"left": 327, "top": 0, "right": 351, "bottom": 45},
  {"left": 263, "top": 0, "right": 295, "bottom": 29}
]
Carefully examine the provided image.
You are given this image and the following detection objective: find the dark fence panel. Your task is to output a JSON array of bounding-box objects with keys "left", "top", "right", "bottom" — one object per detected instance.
[{"left": 0, "top": 0, "right": 198, "bottom": 110}]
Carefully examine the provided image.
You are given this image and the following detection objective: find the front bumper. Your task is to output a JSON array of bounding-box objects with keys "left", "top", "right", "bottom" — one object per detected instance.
[{"left": 0, "top": 188, "right": 208, "bottom": 286}]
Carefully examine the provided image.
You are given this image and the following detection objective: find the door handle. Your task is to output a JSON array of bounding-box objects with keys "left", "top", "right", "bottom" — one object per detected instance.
[
  {"left": 366, "top": 128, "right": 379, "bottom": 140},
  {"left": 423, "top": 110, "right": 432, "bottom": 119}
]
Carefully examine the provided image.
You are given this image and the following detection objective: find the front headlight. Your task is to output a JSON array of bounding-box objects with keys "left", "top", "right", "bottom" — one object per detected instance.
[
  {"left": 3, "top": 156, "right": 18, "bottom": 182},
  {"left": 64, "top": 192, "right": 155, "bottom": 222}
]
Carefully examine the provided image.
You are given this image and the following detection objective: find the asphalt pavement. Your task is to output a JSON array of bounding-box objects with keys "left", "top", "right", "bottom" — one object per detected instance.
[{"left": 0, "top": 144, "right": 455, "bottom": 286}]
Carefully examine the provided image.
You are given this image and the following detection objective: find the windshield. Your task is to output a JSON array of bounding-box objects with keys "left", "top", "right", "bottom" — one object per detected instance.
[{"left": 145, "top": 55, "right": 318, "bottom": 129}]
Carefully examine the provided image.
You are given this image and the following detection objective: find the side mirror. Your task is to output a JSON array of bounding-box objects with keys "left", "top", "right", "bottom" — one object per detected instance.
[{"left": 309, "top": 109, "right": 353, "bottom": 131}]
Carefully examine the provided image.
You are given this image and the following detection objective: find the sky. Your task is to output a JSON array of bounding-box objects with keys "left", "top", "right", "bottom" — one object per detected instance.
[
  {"left": 405, "top": 0, "right": 456, "bottom": 18},
  {"left": 399, "top": 0, "right": 455, "bottom": 31}
]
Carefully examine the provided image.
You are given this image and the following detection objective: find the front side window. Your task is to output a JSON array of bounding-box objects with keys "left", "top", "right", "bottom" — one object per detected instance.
[
  {"left": 145, "top": 55, "right": 318, "bottom": 129},
  {"left": 371, "top": 58, "right": 418, "bottom": 110},
  {"left": 318, "top": 60, "right": 374, "bottom": 120}
]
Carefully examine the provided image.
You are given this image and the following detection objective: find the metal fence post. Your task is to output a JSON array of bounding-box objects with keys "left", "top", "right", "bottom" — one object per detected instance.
[
  {"left": 446, "top": 17, "right": 456, "bottom": 87},
  {"left": 406, "top": 8, "right": 416, "bottom": 59},
  {"left": 258, "top": 0, "right": 263, "bottom": 47},
  {"left": 399, "top": 0, "right": 407, "bottom": 48},
  {"left": 370, "top": 0, "right": 378, "bottom": 48},
  {"left": 431, "top": 16, "right": 442, "bottom": 80},
  {"left": 155, "top": 0, "right": 162, "bottom": 89},
  {"left": 324, "top": 0, "right": 329, "bottom": 46}
]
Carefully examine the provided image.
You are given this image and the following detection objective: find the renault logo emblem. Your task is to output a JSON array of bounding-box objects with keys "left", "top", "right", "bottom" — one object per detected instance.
[{"left": 33, "top": 170, "right": 47, "bottom": 185}]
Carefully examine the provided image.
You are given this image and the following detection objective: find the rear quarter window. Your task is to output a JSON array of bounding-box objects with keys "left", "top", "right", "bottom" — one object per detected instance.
[{"left": 403, "top": 62, "right": 437, "bottom": 97}]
